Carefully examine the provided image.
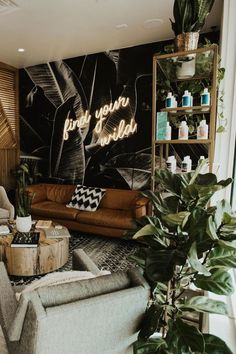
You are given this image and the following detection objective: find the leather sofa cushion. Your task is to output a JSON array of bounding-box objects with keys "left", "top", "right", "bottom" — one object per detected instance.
[
  {"left": 99, "top": 188, "right": 140, "bottom": 210},
  {"left": 76, "top": 208, "right": 135, "bottom": 229},
  {"left": 32, "top": 201, "right": 79, "bottom": 220},
  {"left": 46, "top": 184, "right": 76, "bottom": 204}
]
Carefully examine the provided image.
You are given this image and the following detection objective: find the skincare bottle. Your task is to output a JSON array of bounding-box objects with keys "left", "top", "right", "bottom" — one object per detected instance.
[
  {"left": 197, "top": 119, "right": 208, "bottom": 139},
  {"left": 166, "top": 122, "right": 172, "bottom": 140},
  {"left": 201, "top": 88, "right": 210, "bottom": 111},
  {"left": 166, "top": 92, "right": 174, "bottom": 108},
  {"left": 181, "top": 156, "right": 192, "bottom": 172},
  {"left": 182, "top": 90, "right": 191, "bottom": 108},
  {"left": 178, "top": 121, "right": 189, "bottom": 140},
  {"left": 166, "top": 156, "right": 176, "bottom": 173}
]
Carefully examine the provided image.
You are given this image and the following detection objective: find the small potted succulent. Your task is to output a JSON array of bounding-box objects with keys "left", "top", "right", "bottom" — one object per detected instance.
[{"left": 12, "top": 163, "right": 35, "bottom": 232}]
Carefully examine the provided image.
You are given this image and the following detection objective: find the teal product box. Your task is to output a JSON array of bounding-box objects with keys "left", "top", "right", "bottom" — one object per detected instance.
[{"left": 156, "top": 112, "right": 168, "bottom": 140}]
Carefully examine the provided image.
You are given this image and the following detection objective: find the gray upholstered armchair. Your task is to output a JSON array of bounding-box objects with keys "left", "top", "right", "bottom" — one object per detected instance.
[
  {"left": 0, "top": 249, "right": 150, "bottom": 354},
  {"left": 0, "top": 186, "right": 14, "bottom": 223}
]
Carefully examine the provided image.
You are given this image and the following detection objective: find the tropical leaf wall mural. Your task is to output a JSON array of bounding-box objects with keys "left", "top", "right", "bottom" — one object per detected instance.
[{"left": 19, "top": 33, "right": 218, "bottom": 189}]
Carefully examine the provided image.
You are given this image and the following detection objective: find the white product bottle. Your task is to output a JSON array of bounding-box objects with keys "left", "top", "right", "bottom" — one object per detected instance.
[
  {"left": 201, "top": 88, "right": 210, "bottom": 111},
  {"left": 182, "top": 90, "right": 191, "bottom": 108},
  {"left": 181, "top": 156, "right": 192, "bottom": 172},
  {"left": 178, "top": 121, "right": 189, "bottom": 140},
  {"left": 166, "top": 122, "right": 172, "bottom": 140},
  {"left": 166, "top": 156, "right": 176, "bottom": 173},
  {"left": 166, "top": 92, "right": 174, "bottom": 108},
  {"left": 186, "top": 94, "right": 193, "bottom": 112},
  {"left": 197, "top": 120, "right": 208, "bottom": 139}
]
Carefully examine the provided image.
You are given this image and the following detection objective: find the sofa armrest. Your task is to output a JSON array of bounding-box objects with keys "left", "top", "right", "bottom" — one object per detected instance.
[
  {"left": 72, "top": 249, "right": 100, "bottom": 275},
  {"left": 0, "top": 186, "right": 15, "bottom": 219},
  {"left": 134, "top": 196, "right": 149, "bottom": 218},
  {"left": 0, "top": 262, "right": 18, "bottom": 335},
  {"left": 25, "top": 184, "right": 47, "bottom": 204}
]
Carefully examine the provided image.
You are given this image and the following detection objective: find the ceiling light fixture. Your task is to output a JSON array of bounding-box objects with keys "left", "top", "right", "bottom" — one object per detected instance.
[
  {"left": 115, "top": 23, "right": 128, "bottom": 30},
  {"left": 143, "top": 19, "right": 163, "bottom": 29},
  {"left": 17, "top": 48, "right": 25, "bottom": 52}
]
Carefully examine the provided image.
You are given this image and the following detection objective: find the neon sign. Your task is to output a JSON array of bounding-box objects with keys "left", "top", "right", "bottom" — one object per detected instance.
[{"left": 63, "top": 96, "right": 137, "bottom": 146}]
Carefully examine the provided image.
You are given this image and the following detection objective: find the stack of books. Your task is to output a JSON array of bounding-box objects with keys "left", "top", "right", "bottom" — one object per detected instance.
[{"left": 11, "top": 231, "right": 40, "bottom": 248}]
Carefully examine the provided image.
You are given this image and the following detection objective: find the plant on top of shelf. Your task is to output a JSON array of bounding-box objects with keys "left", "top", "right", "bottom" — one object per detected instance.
[
  {"left": 170, "top": 0, "right": 215, "bottom": 51},
  {"left": 131, "top": 162, "right": 235, "bottom": 354}
]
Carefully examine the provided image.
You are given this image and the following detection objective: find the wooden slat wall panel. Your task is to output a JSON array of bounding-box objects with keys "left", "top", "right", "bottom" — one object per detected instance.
[
  {"left": 0, "top": 62, "right": 19, "bottom": 191},
  {"left": 0, "top": 68, "right": 17, "bottom": 135},
  {"left": 0, "top": 149, "right": 18, "bottom": 190}
]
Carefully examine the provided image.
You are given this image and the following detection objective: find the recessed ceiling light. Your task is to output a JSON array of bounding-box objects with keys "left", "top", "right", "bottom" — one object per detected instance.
[
  {"left": 143, "top": 19, "right": 164, "bottom": 29},
  {"left": 17, "top": 48, "right": 25, "bottom": 52},
  {"left": 115, "top": 23, "right": 128, "bottom": 30}
]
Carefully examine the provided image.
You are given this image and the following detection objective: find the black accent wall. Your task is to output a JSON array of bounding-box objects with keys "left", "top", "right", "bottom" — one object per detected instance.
[{"left": 19, "top": 32, "right": 219, "bottom": 190}]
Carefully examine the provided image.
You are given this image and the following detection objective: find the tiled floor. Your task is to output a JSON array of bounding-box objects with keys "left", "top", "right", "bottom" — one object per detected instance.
[{"left": 0, "top": 326, "right": 8, "bottom": 354}]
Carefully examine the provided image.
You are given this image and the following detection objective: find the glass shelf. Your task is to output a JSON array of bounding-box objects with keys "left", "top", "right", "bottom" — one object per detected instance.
[
  {"left": 155, "top": 139, "right": 211, "bottom": 144},
  {"left": 160, "top": 105, "right": 210, "bottom": 115}
]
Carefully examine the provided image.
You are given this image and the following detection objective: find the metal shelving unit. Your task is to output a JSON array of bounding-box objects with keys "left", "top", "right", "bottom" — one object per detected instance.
[{"left": 151, "top": 45, "right": 218, "bottom": 191}]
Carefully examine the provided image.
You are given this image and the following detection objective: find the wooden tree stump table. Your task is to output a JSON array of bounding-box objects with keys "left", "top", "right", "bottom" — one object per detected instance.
[{"left": 0, "top": 227, "right": 69, "bottom": 276}]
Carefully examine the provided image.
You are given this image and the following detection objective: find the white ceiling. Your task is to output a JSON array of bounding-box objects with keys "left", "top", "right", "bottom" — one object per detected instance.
[{"left": 0, "top": 0, "right": 223, "bottom": 69}]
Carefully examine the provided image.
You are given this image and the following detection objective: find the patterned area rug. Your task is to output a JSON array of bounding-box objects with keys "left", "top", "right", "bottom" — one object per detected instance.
[{"left": 10, "top": 232, "right": 140, "bottom": 286}]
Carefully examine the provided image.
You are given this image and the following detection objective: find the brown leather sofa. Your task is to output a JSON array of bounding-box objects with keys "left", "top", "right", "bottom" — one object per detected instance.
[{"left": 25, "top": 184, "right": 149, "bottom": 238}]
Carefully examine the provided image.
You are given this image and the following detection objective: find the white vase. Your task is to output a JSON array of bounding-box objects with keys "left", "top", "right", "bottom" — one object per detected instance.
[
  {"left": 16, "top": 215, "right": 32, "bottom": 233},
  {"left": 176, "top": 57, "right": 196, "bottom": 79}
]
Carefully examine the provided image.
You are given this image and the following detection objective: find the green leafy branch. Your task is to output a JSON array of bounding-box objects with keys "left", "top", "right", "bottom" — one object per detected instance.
[{"left": 131, "top": 167, "right": 235, "bottom": 354}]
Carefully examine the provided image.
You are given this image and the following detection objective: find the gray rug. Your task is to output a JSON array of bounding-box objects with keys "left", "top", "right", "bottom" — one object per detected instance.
[{"left": 10, "top": 232, "right": 140, "bottom": 286}]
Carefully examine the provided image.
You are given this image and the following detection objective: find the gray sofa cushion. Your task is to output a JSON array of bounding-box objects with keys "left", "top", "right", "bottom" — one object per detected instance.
[{"left": 37, "top": 271, "right": 131, "bottom": 307}]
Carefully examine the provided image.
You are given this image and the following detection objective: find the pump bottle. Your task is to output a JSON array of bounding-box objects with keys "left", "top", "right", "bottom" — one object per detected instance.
[
  {"left": 178, "top": 121, "right": 189, "bottom": 140},
  {"left": 197, "top": 120, "right": 208, "bottom": 139}
]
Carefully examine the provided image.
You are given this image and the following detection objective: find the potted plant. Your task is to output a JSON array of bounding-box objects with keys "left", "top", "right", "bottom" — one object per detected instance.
[
  {"left": 170, "top": 0, "right": 215, "bottom": 52},
  {"left": 12, "top": 163, "right": 35, "bottom": 232},
  {"left": 131, "top": 163, "right": 235, "bottom": 354}
]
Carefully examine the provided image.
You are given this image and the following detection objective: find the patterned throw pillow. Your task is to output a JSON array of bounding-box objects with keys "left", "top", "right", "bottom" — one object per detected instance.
[{"left": 67, "top": 185, "right": 106, "bottom": 211}]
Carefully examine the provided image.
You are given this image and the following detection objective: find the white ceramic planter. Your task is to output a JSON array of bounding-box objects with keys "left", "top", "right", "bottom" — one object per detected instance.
[
  {"left": 16, "top": 215, "right": 32, "bottom": 233},
  {"left": 176, "top": 58, "right": 196, "bottom": 79}
]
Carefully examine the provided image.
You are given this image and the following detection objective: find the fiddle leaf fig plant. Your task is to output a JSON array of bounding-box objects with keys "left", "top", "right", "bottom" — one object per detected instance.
[{"left": 132, "top": 164, "right": 235, "bottom": 354}]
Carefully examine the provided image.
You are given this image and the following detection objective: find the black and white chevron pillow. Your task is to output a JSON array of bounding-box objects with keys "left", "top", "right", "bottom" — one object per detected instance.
[{"left": 67, "top": 185, "right": 106, "bottom": 212}]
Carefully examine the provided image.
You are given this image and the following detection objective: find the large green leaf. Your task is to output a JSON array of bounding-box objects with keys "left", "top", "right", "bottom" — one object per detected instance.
[
  {"left": 195, "top": 173, "right": 217, "bottom": 186},
  {"left": 138, "top": 304, "right": 163, "bottom": 339},
  {"left": 142, "top": 190, "right": 170, "bottom": 216},
  {"left": 145, "top": 249, "right": 185, "bottom": 282},
  {"left": 194, "top": 269, "right": 234, "bottom": 295},
  {"left": 163, "top": 195, "right": 181, "bottom": 214},
  {"left": 187, "top": 242, "right": 211, "bottom": 276},
  {"left": 155, "top": 169, "right": 182, "bottom": 197},
  {"left": 206, "top": 215, "right": 219, "bottom": 240},
  {"left": 203, "top": 333, "right": 233, "bottom": 354},
  {"left": 166, "top": 318, "right": 204, "bottom": 353},
  {"left": 213, "top": 200, "right": 232, "bottom": 229},
  {"left": 217, "top": 240, "right": 236, "bottom": 251},
  {"left": 162, "top": 211, "right": 190, "bottom": 227},
  {"left": 207, "top": 246, "right": 236, "bottom": 269},
  {"left": 133, "top": 224, "right": 169, "bottom": 248},
  {"left": 133, "top": 338, "right": 167, "bottom": 354},
  {"left": 217, "top": 178, "right": 232, "bottom": 188},
  {"left": 179, "top": 296, "right": 228, "bottom": 315}
]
